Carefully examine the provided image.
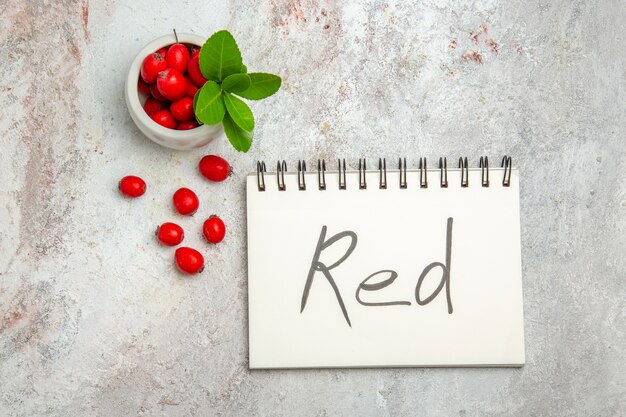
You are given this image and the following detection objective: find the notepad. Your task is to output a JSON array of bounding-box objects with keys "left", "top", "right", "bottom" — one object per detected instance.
[{"left": 246, "top": 157, "right": 525, "bottom": 369}]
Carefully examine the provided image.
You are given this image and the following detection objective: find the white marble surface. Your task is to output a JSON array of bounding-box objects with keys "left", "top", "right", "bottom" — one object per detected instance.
[{"left": 1, "top": 0, "right": 625, "bottom": 416}]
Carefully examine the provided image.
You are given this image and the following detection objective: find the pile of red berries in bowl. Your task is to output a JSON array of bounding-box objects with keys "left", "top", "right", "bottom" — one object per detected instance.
[
  {"left": 125, "top": 31, "right": 221, "bottom": 150},
  {"left": 118, "top": 155, "right": 231, "bottom": 275},
  {"left": 138, "top": 31, "right": 205, "bottom": 130}
]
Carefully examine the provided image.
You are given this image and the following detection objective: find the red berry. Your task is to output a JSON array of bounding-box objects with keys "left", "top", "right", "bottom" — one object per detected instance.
[
  {"left": 166, "top": 43, "right": 190, "bottom": 74},
  {"left": 156, "top": 68, "right": 187, "bottom": 101},
  {"left": 149, "top": 84, "right": 167, "bottom": 102},
  {"left": 173, "top": 187, "right": 199, "bottom": 215},
  {"left": 198, "top": 155, "right": 231, "bottom": 182},
  {"left": 185, "top": 76, "right": 198, "bottom": 97},
  {"left": 190, "top": 46, "right": 200, "bottom": 59},
  {"left": 175, "top": 247, "right": 204, "bottom": 274},
  {"left": 119, "top": 175, "right": 146, "bottom": 198},
  {"left": 178, "top": 120, "right": 199, "bottom": 130},
  {"left": 156, "top": 222, "right": 184, "bottom": 246},
  {"left": 151, "top": 109, "right": 178, "bottom": 129},
  {"left": 140, "top": 53, "right": 166, "bottom": 83},
  {"left": 143, "top": 97, "right": 164, "bottom": 115},
  {"left": 203, "top": 215, "right": 226, "bottom": 243},
  {"left": 156, "top": 47, "right": 168, "bottom": 57},
  {"left": 138, "top": 77, "right": 151, "bottom": 96},
  {"left": 187, "top": 55, "right": 207, "bottom": 87},
  {"left": 170, "top": 97, "right": 194, "bottom": 122}
]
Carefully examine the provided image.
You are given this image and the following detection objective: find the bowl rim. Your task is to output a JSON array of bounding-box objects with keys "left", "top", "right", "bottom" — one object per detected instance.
[{"left": 126, "top": 32, "right": 220, "bottom": 142}]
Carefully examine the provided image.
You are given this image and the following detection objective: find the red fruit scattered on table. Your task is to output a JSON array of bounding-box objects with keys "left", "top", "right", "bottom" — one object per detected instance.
[
  {"left": 149, "top": 84, "right": 167, "bottom": 102},
  {"left": 119, "top": 175, "right": 146, "bottom": 198},
  {"left": 156, "top": 68, "right": 187, "bottom": 101},
  {"left": 178, "top": 120, "right": 199, "bottom": 130},
  {"left": 175, "top": 247, "right": 204, "bottom": 274},
  {"left": 185, "top": 77, "right": 198, "bottom": 97},
  {"left": 198, "top": 155, "right": 231, "bottom": 182},
  {"left": 151, "top": 109, "right": 178, "bottom": 129},
  {"left": 156, "top": 222, "right": 184, "bottom": 246},
  {"left": 166, "top": 43, "right": 190, "bottom": 74},
  {"left": 203, "top": 215, "right": 226, "bottom": 243},
  {"left": 170, "top": 97, "right": 194, "bottom": 122},
  {"left": 140, "top": 53, "right": 166, "bottom": 83},
  {"left": 138, "top": 77, "right": 151, "bottom": 96},
  {"left": 143, "top": 97, "right": 164, "bottom": 115},
  {"left": 173, "top": 187, "right": 199, "bottom": 215},
  {"left": 187, "top": 55, "right": 207, "bottom": 87}
]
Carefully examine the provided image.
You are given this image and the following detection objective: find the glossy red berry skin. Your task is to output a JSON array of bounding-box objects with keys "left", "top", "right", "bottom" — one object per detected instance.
[
  {"left": 138, "top": 77, "right": 151, "bottom": 96},
  {"left": 156, "top": 68, "right": 187, "bottom": 101},
  {"left": 143, "top": 97, "right": 164, "bottom": 115},
  {"left": 151, "top": 109, "right": 178, "bottom": 129},
  {"left": 175, "top": 247, "right": 204, "bottom": 274},
  {"left": 156, "top": 222, "right": 184, "bottom": 246},
  {"left": 185, "top": 77, "right": 198, "bottom": 97},
  {"left": 119, "top": 175, "right": 146, "bottom": 198},
  {"left": 203, "top": 215, "right": 226, "bottom": 243},
  {"left": 140, "top": 53, "right": 166, "bottom": 83},
  {"left": 156, "top": 47, "right": 168, "bottom": 57},
  {"left": 190, "top": 46, "right": 200, "bottom": 59},
  {"left": 178, "top": 120, "right": 199, "bottom": 130},
  {"left": 170, "top": 97, "right": 194, "bottom": 122},
  {"left": 166, "top": 43, "right": 190, "bottom": 74},
  {"left": 149, "top": 83, "right": 167, "bottom": 102},
  {"left": 198, "top": 155, "right": 230, "bottom": 182},
  {"left": 173, "top": 187, "right": 199, "bottom": 215},
  {"left": 187, "top": 55, "right": 207, "bottom": 87}
]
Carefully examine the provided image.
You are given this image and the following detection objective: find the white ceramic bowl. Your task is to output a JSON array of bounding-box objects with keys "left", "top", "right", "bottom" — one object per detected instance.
[{"left": 125, "top": 32, "right": 223, "bottom": 150}]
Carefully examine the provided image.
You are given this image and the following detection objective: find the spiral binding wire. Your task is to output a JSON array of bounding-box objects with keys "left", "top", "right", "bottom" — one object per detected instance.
[
  {"left": 399, "top": 158, "right": 408, "bottom": 189},
  {"left": 419, "top": 158, "right": 428, "bottom": 188},
  {"left": 257, "top": 161, "right": 266, "bottom": 191},
  {"left": 257, "top": 156, "right": 513, "bottom": 191},
  {"left": 439, "top": 157, "right": 448, "bottom": 188},
  {"left": 501, "top": 156, "right": 512, "bottom": 187},
  {"left": 378, "top": 158, "right": 387, "bottom": 189},
  {"left": 480, "top": 156, "right": 489, "bottom": 187},
  {"left": 458, "top": 157, "right": 469, "bottom": 187},
  {"left": 317, "top": 159, "right": 326, "bottom": 190},
  {"left": 338, "top": 159, "right": 346, "bottom": 190},
  {"left": 297, "top": 160, "right": 306, "bottom": 190},
  {"left": 276, "top": 160, "right": 287, "bottom": 191},
  {"left": 359, "top": 159, "right": 367, "bottom": 189}
]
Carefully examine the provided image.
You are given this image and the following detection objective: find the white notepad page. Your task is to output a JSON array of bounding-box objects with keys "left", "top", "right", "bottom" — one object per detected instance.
[{"left": 246, "top": 167, "right": 525, "bottom": 369}]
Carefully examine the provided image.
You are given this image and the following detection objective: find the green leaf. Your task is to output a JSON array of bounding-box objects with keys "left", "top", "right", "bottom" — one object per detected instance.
[
  {"left": 221, "top": 73, "right": 251, "bottom": 93},
  {"left": 193, "top": 90, "right": 199, "bottom": 109},
  {"left": 241, "top": 64, "right": 247, "bottom": 73},
  {"left": 223, "top": 92, "right": 254, "bottom": 131},
  {"left": 222, "top": 112, "right": 252, "bottom": 152},
  {"left": 193, "top": 90, "right": 202, "bottom": 124},
  {"left": 199, "top": 30, "right": 243, "bottom": 82},
  {"left": 194, "top": 81, "right": 225, "bottom": 125},
  {"left": 235, "top": 73, "right": 281, "bottom": 100}
]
